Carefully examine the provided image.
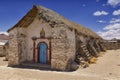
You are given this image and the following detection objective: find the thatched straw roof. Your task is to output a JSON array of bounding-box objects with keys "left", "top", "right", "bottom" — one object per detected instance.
[{"left": 7, "top": 5, "right": 101, "bottom": 39}]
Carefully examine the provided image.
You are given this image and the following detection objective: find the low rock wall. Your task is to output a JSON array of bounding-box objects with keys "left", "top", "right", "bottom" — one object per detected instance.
[
  {"left": 102, "top": 42, "right": 120, "bottom": 50},
  {"left": 0, "top": 46, "right": 4, "bottom": 57},
  {"left": 0, "top": 46, "right": 6, "bottom": 57}
]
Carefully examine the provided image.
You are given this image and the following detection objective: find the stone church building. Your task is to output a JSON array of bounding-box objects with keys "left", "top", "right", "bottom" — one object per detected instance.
[{"left": 7, "top": 5, "right": 103, "bottom": 71}]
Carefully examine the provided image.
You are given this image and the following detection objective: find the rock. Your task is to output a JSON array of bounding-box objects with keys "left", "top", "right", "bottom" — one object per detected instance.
[{"left": 67, "top": 60, "right": 79, "bottom": 71}]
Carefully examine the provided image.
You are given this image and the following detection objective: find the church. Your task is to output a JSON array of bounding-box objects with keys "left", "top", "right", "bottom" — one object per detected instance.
[{"left": 7, "top": 5, "right": 104, "bottom": 71}]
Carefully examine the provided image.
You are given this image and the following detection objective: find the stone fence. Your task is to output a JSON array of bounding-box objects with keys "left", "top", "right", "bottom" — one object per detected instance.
[{"left": 102, "top": 42, "right": 120, "bottom": 50}]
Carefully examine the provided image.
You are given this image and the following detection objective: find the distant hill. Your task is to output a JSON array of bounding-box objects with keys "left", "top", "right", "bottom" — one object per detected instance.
[{"left": 0, "top": 34, "right": 9, "bottom": 40}]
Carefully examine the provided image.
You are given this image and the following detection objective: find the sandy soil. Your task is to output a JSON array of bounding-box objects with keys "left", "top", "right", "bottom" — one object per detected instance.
[{"left": 0, "top": 50, "right": 120, "bottom": 80}]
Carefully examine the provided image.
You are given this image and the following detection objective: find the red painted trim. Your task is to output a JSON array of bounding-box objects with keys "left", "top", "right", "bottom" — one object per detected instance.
[
  {"left": 32, "top": 37, "right": 52, "bottom": 64},
  {"left": 35, "top": 48, "right": 38, "bottom": 62},
  {"left": 33, "top": 41, "right": 36, "bottom": 62}
]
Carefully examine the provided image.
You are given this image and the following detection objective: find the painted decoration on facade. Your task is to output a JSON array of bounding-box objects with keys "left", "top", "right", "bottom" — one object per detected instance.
[{"left": 40, "top": 28, "right": 45, "bottom": 38}]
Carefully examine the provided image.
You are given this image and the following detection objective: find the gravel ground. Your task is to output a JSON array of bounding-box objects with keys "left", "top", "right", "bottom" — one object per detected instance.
[{"left": 0, "top": 50, "right": 120, "bottom": 80}]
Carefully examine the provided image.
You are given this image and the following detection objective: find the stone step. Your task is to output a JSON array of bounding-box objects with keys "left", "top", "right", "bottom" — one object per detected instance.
[{"left": 20, "top": 62, "right": 51, "bottom": 70}]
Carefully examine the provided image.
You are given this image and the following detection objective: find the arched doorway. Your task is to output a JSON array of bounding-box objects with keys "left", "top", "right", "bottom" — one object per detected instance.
[{"left": 38, "top": 42, "right": 48, "bottom": 64}]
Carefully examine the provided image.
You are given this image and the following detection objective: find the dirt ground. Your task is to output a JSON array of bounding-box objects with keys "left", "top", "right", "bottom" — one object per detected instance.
[{"left": 0, "top": 50, "right": 120, "bottom": 80}]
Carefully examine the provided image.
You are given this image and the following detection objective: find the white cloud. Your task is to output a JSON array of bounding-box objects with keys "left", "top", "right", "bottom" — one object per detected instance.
[
  {"left": 107, "top": 0, "right": 120, "bottom": 6},
  {"left": 97, "top": 23, "right": 120, "bottom": 40},
  {"left": 98, "top": 29, "right": 120, "bottom": 40},
  {"left": 103, "top": 23, "right": 120, "bottom": 30},
  {"left": 110, "top": 18, "right": 120, "bottom": 23},
  {"left": 97, "top": 20, "right": 106, "bottom": 23},
  {"left": 0, "top": 31, "right": 9, "bottom": 35},
  {"left": 93, "top": 11, "right": 109, "bottom": 16},
  {"left": 113, "top": 9, "right": 120, "bottom": 15}
]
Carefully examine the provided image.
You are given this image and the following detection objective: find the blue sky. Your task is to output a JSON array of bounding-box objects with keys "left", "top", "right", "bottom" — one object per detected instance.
[{"left": 0, "top": 0, "right": 120, "bottom": 39}]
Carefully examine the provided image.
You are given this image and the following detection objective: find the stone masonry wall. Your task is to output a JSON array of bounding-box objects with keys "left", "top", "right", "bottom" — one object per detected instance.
[
  {"left": 17, "top": 27, "right": 27, "bottom": 63},
  {"left": 51, "top": 26, "right": 76, "bottom": 70},
  {"left": 8, "top": 28, "right": 19, "bottom": 66}
]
